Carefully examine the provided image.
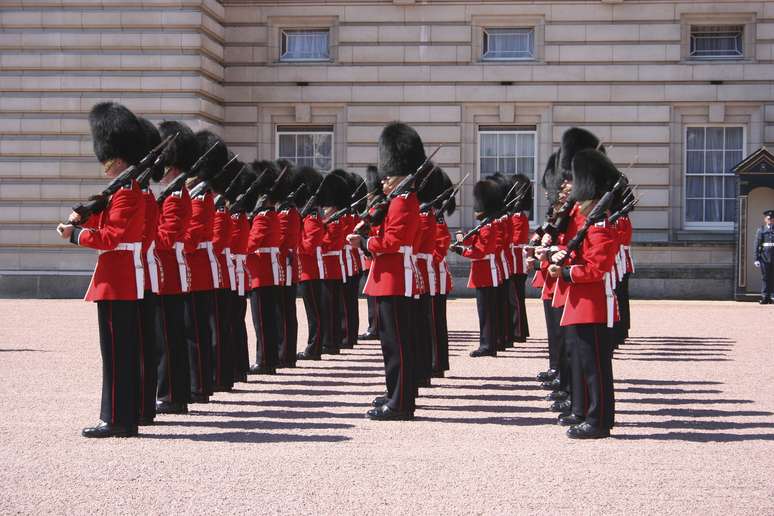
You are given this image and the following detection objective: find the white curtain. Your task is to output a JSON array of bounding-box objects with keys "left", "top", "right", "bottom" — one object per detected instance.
[
  {"left": 283, "top": 30, "right": 328, "bottom": 60},
  {"left": 690, "top": 26, "right": 743, "bottom": 57}
]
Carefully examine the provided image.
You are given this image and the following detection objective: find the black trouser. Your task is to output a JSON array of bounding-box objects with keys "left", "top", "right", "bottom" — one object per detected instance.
[
  {"left": 96, "top": 300, "right": 140, "bottom": 427},
  {"left": 340, "top": 273, "right": 361, "bottom": 348},
  {"left": 376, "top": 296, "right": 416, "bottom": 413},
  {"left": 496, "top": 279, "right": 513, "bottom": 350},
  {"left": 431, "top": 295, "right": 449, "bottom": 372},
  {"left": 138, "top": 291, "right": 158, "bottom": 420},
  {"left": 566, "top": 323, "right": 615, "bottom": 429},
  {"left": 186, "top": 290, "right": 215, "bottom": 397},
  {"left": 512, "top": 274, "right": 530, "bottom": 340},
  {"left": 475, "top": 287, "right": 498, "bottom": 354},
  {"left": 761, "top": 259, "right": 773, "bottom": 299},
  {"left": 612, "top": 274, "right": 630, "bottom": 346},
  {"left": 278, "top": 284, "right": 298, "bottom": 366},
  {"left": 543, "top": 300, "right": 563, "bottom": 372},
  {"left": 413, "top": 295, "right": 434, "bottom": 383},
  {"left": 157, "top": 293, "right": 191, "bottom": 404},
  {"left": 366, "top": 294, "right": 380, "bottom": 336},
  {"left": 300, "top": 280, "right": 325, "bottom": 356},
  {"left": 250, "top": 286, "right": 281, "bottom": 368},
  {"left": 321, "top": 279, "right": 343, "bottom": 352},
  {"left": 213, "top": 288, "right": 234, "bottom": 390},
  {"left": 231, "top": 291, "right": 250, "bottom": 378}
]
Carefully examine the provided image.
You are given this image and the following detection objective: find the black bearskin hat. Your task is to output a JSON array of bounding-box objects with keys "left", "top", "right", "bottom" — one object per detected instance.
[
  {"left": 319, "top": 169, "right": 352, "bottom": 209},
  {"left": 541, "top": 151, "right": 570, "bottom": 205},
  {"left": 158, "top": 121, "right": 198, "bottom": 171},
  {"left": 417, "top": 162, "right": 445, "bottom": 203},
  {"left": 435, "top": 169, "right": 456, "bottom": 216},
  {"left": 296, "top": 166, "right": 323, "bottom": 207},
  {"left": 210, "top": 151, "right": 241, "bottom": 195},
  {"left": 559, "top": 127, "right": 604, "bottom": 172},
  {"left": 251, "top": 160, "right": 279, "bottom": 193},
  {"left": 89, "top": 102, "right": 146, "bottom": 165},
  {"left": 571, "top": 149, "right": 621, "bottom": 202},
  {"left": 378, "top": 122, "right": 427, "bottom": 178},
  {"left": 473, "top": 178, "right": 503, "bottom": 215},
  {"left": 349, "top": 172, "right": 367, "bottom": 212},
  {"left": 366, "top": 165, "right": 382, "bottom": 196},
  {"left": 511, "top": 173, "right": 533, "bottom": 215},
  {"left": 227, "top": 163, "right": 256, "bottom": 204},
  {"left": 194, "top": 130, "right": 228, "bottom": 181},
  {"left": 137, "top": 117, "right": 164, "bottom": 182},
  {"left": 267, "top": 160, "right": 295, "bottom": 202}
]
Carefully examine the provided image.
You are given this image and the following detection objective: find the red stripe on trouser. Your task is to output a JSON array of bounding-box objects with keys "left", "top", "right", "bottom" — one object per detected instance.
[
  {"left": 393, "top": 303, "right": 404, "bottom": 412},
  {"left": 214, "top": 295, "right": 221, "bottom": 384},
  {"left": 191, "top": 295, "right": 204, "bottom": 393},
  {"left": 107, "top": 302, "right": 116, "bottom": 424},
  {"left": 160, "top": 297, "right": 173, "bottom": 403},
  {"left": 594, "top": 326, "right": 605, "bottom": 425},
  {"left": 137, "top": 304, "right": 145, "bottom": 417}
]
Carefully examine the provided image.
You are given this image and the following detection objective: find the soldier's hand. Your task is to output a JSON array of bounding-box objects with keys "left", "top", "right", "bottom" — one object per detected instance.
[
  {"left": 551, "top": 250, "right": 567, "bottom": 264},
  {"left": 346, "top": 233, "right": 362, "bottom": 248},
  {"left": 541, "top": 234, "right": 552, "bottom": 247},
  {"left": 754, "top": 261, "right": 761, "bottom": 268},
  {"left": 57, "top": 223, "right": 74, "bottom": 239},
  {"left": 525, "top": 256, "right": 536, "bottom": 270},
  {"left": 68, "top": 211, "right": 82, "bottom": 224},
  {"left": 548, "top": 264, "right": 561, "bottom": 278},
  {"left": 454, "top": 231, "right": 464, "bottom": 243},
  {"left": 535, "top": 247, "right": 547, "bottom": 261}
]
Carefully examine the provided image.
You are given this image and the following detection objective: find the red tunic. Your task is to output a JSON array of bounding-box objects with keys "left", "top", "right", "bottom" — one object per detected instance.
[
  {"left": 560, "top": 220, "right": 620, "bottom": 327},
  {"left": 510, "top": 212, "right": 530, "bottom": 276},
  {"left": 321, "top": 218, "right": 349, "bottom": 282},
  {"left": 141, "top": 188, "right": 160, "bottom": 294},
  {"left": 77, "top": 180, "right": 146, "bottom": 302},
  {"left": 298, "top": 212, "right": 326, "bottom": 282},
  {"left": 434, "top": 220, "right": 453, "bottom": 295},
  {"left": 552, "top": 204, "right": 582, "bottom": 309},
  {"left": 246, "top": 209, "right": 282, "bottom": 288},
  {"left": 494, "top": 215, "right": 511, "bottom": 280},
  {"left": 277, "top": 208, "right": 301, "bottom": 286},
  {"left": 342, "top": 214, "right": 362, "bottom": 277},
  {"left": 212, "top": 206, "right": 233, "bottom": 290},
  {"left": 461, "top": 220, "right": 502, "bottom": 289},
  {"left": 620, "top": 216, "right": 635, "bottom": 274},
  {"left": 184, "top": 191, "right": 220, "bottom": 292},
  {"left": 230, "top": 212, "right": 250, "bottom": 295},
  {"left": 363, "top": 192, "right": 420, "bottom": 297},
  {"left": 155, "top": 188, "right": 192, "bottom": 295},
  {"left": 414, "top": 210, "right": 437, "bottom": 296}
]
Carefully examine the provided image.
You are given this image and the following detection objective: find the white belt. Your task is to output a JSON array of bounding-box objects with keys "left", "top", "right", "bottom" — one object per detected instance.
[
  {"left": 400, "top": 245, "right": 414, "bottom": 297},
  {"left": 488, "top": 254, "right": 499, "bottom": 287},
  {"left": 223, "top": 247, "right": 236, "bottom": 291},
  {"left": 358, "top": 248, "right": 367, "bottom": 271},
  {"left": 285, "top": 252, "right": 292, "bottom": 286},
  {"left": 235, "top": 253, "right": 247, "bottom": 296},
  {"left": 499, "top": 249, "right": 510, "bottom": 278},
  {"left": 255, "top": 246, "right": 280, "bottom": 285},
  {"left": 763, "top": 243, "right": 774, "bottom": 247},
  {"left": 439, "top": 258, "right": 448, "bottom": 295},
  {"left": 624, "top": 244, "right": 635, "bottom": 273},
  {"left": 98, "top": 241, "right": 144, "bottom": 299},
  {"left": 174, "top": 241, "right": 189, "bottom": 292},
  {"left": 322, "top": 250, "right": 347, "bottom": 283},
  {"left": 604, "top": 271, "right": 615, "bottom": 329},
  {"left": 146, "top": 241, "right": 160, "bottom": 294},
  {"left": 197, "top": 241, "right": 220, "bottom": 289},
  {"left": 416, "top": 253, "right": 437, "bottom": 296},
  {"left": 315, "top": 246, "right": 325, "bottom": 280},
  {"left": 344, "top": 244, "right": 354, "bottom": 277}
]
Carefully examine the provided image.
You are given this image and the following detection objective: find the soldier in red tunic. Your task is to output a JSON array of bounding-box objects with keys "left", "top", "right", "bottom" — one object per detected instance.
[
  {"left": 348, "top": 122, "right": 424, "bottom": 420},
  {"left": 451, "top": 179, "right": 504, "bottom": 358},
  {"left": 431, "top": 170, "right": 454, "bottom": 377},
  {"left": 340, "top": 172, "right": 367, "bottom": 349},
  {"left": 153, "top": 121, "right": 196, "bottom": 415},
  {"left": 508, "top": 173, "right": 532, "bottom": 343},
  {"left": 57, "top": 102, "right": 147, "bottom": 438},
  {"left": 183, "top": 131, "right": 228, "bottom": 402},
  {"left": 548, "top": 149, "right": 620, "bottom": 439},
  {"left": 357, "top": 165, "right": 383, "bottom": 341}
]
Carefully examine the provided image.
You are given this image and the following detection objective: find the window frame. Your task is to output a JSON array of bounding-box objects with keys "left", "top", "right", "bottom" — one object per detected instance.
[
  {"left": 275, "top": 126, "right": 335, "bottom": 172},
  {"left": 481, "top": 27, "right": 536, "bottom": 62},
  {"left": 688, "top": 24, "right": 745, "bottom": 61},
  {"left": 279, "top": 28, "right": 331, "bottom": 63},
  {"left": 680, "top": 12, "right": 756, "bottom": 63},
  {"left": 477, "top": 127, "right": 538, "bottom": 220},
  {"left": 682, "top": 124, "right": 746, "bottom": 231}
]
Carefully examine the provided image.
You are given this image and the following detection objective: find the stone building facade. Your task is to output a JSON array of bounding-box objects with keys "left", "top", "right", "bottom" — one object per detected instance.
[{"left": 1, "top": 0, "right": 773, "bottom": 298}]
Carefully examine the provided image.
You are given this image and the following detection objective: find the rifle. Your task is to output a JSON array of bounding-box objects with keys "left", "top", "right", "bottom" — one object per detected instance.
[
  {"left": 229, "top": 168, "right": 269, "bottom": 214},
  {"left": 458, "top": 182, "right": 531, "bottom": 242},
  {"left": 554, "top": 174, "right": 629, "bottom": 266},
  {"left": 189, "top": 154, "right": 239, "bottom": 199},
  {"left": 608, "top": 194, "right": 640, "bottom": 225},
  {"left": 421, "top": 172, "right": 470, "bottom": 213},
  {"left": 325, "top": 193, "right": 368, "bottom": 224},
  {"left": 214, "top": 163, "right": 248, "bottom": 210},
  {"left": 249, "top": 166, "right": 289, "bottom": 217},
  {"left": 156, "top": 140, "right": 222, "bottom": 205},
  {"left": 277, "top": 183, "right": 308, "bottom": 212},
  {"left": 69, "top": 132, "right": 178, "bottom": 222}
]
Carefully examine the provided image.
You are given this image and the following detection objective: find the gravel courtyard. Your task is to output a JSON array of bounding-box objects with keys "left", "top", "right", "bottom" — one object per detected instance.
[{"left": 1, "top": 298, "right": 773, "bottom": 514}]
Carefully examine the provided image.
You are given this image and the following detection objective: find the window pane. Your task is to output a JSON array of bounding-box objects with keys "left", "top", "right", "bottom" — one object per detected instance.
[
  {"left": 279, "top": 134, "right": 295, "bottom": 158},
  {"left": 483, "top": 28, "right": 534, "bottom": 60},
  {"left": 706, "top": 127, "right": 724, "bottom": 149},
  {"left": 517, "top": 157, "right": 534, "bottom": 177},
  {"left": 705, "top": 199, "right": 722, "bottom": 222},
  {"left": 686, "top": 199, "right": 703, "bottom": 222},
  {"left": 706, "top": 151, "right": 724, "bottom": 174},
  {"left": 517, "top": 134, "right": 535, "bottom": 157},
  {"left": 686, "top": 127, "right": 705, "bottom": 151},
  {"left": 498, "top": 158, "right": 516, "bottom": 175},
  {"left": 690, "top": 25, "right": 744, "bottom": 58},
  {"left": 723, "top": 199, "right": 737, "bottom": 222},
  {"left": 481, "top": 157, "right": 497, "bottom": 176},
  {"left": 281, "top": 29, "right": 329, "bottom": 61},
  {"left": 705, "top": 176, "right": 723, "bottom": 197},
  {"left": 686, "top": 177, "right": 703, "bottom": 198},
  {"left": 686, "top": 150, "right": 704, "bottom": 174},
  {"left": 498, "top": 133, "right": 516, "bottom": 157},
  {"left": 277, "top": 130, "right": 333, "bottom": 171},
  {"left": 724, "top": 176, "right": 737, "bottom": 198},
  {"left": 725, "top": 151, "right": 743, "bottom": 171},
  {"left": 297, "top": 134, "right": 312, "bottom": 157},
  {"left": 480, "top": 134, "right": 497, "bottom": 157}
]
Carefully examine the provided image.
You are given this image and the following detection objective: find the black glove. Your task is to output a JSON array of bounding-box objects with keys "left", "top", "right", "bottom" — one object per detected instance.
[{"left": 450, "top": 244, "right": 464, "bottom": 255}]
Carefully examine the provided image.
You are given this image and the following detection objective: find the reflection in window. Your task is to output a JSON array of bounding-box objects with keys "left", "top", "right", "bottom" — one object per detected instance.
[{"left": 277, "top": 128, "right": 333, "bottom": 171}]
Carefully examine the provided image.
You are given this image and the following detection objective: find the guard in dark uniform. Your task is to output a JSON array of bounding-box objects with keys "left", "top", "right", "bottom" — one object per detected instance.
[
  {"left": 357, "top": 165, "right": 383, "bottom": 341},
  {"left": 755, "top": 209, "right": 774, "bottom": 304},
  {"left": 57, "top": 102, "right": 147, "bottom": 438}
]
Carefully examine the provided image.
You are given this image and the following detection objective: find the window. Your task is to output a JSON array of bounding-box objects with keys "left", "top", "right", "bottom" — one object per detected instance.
[
  {"left": 479, "top": 128, "right": 537, "bottom": 216},
  {"left": 280, "top": 29, "right": 330, "bottom": 62},
  {"left": 684, "top": 126, "right": 744, "bottom": 227},
  {"left": 276, "top": 127, "right": 333, "bottom": 171},
  {"left": 689, "top": 25, "right": 744, "bottom": 59},
  {"left": 482, "top": 28, "right": 535, "bottom": 61}
]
